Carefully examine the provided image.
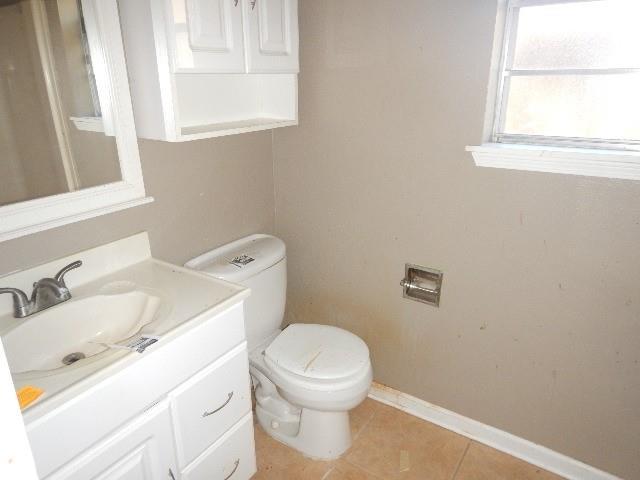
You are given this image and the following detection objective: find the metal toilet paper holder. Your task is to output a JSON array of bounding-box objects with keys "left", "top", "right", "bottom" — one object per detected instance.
[{"left": 400, "top": 263, "right": 443, "bottom": 307}]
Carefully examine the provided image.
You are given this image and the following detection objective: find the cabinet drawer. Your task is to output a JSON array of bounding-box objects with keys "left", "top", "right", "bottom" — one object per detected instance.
[
  {"left": 182, "top": 413, "right": 256, "bottom": 480},
  {"left": 171, "top": 344, "right": 252, "bottom": 466}
]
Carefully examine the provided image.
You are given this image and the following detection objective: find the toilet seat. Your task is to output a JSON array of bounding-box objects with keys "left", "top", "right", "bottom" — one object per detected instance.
[
  {"left": 250, "top": 325, "right": 373, "bottom": 458},
  {"left": 264, "top": 324, "right": 370, "bottom": 384},
  {"left": 249, "top": 324, "right": 373, "bottom": 411}
]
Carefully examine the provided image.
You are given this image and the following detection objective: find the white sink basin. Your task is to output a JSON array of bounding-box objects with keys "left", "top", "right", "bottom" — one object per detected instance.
[{"left": 2, "top": 290, "right": 163, "bottom": 376}]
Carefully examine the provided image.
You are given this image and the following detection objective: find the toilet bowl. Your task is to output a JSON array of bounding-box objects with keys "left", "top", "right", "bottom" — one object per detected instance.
[
  {"left": 250, "top": 324, "right": 372, "bottom": 459},
  {"left": 185, "top": 234, "right": 373, "bottom": 460}
]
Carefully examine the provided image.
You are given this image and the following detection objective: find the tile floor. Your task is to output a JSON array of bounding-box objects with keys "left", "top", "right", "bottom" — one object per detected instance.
[{"left": 252, "top": 398, "right": 565, "bottom": 480}]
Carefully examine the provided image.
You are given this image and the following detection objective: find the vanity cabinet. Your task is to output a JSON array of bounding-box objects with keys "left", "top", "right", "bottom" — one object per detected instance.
[
  {"left": 45, "top": 350, "right": 254, "bottom": 480},
  {"left": 118, "top": 0, "right": 298, "bottom": 141},
  {"left": 28, "top": 302, "right": 256, "bottom": 480}
]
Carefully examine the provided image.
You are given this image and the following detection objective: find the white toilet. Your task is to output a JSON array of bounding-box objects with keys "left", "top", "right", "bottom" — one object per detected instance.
[{"left": 186, "top": 234, "right": 373, "bottom": 460}]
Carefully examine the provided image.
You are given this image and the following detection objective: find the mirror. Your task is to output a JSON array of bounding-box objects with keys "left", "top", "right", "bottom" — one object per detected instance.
[
  {"left": 0, "top": 0, "right": 121, "bottom": 207},
  {"left": 0, "top": 0, "right": 150, "bottom": 242}
]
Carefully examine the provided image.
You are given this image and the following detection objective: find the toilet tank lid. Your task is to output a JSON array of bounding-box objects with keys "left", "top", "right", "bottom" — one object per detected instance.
[{"left": 184, "top": 234, "right": 285, "bottom": 283}]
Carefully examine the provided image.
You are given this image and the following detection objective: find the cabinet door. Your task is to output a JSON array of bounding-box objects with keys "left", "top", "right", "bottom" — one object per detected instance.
[
  {"left": 243, "top": 0, "right": 299, "bottom": 73},
  {"left": 45, "top": 402, "right": 178, "bottom": 480},
  {"left": 171, "top": 0, "right": 245, "bottom": 73}
]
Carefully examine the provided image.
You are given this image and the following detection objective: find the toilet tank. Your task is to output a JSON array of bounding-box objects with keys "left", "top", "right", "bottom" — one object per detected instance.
[{"left": 185, "top": 234, "right": 286, "bottom": 349}]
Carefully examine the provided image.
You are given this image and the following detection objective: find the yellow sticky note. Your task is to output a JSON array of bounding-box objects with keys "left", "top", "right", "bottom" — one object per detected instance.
[{"left": 16, "top": 386, "right": 43, "bottom": 410}]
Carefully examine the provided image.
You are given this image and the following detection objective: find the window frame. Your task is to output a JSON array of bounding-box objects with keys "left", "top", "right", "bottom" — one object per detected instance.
[{"left": 467, "top": 0, "right": 640, "bottom": 180}]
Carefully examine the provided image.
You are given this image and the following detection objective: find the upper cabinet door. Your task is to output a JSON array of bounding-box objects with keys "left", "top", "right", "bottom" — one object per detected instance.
[
  {"left": 170, "top": 0, "right": 245, "bottom": 73},
  {"left": 243, "top": 0, "right": 299, "bottom": 73}
]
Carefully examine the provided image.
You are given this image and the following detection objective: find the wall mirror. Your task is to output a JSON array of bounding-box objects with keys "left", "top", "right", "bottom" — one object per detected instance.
[{"left": 0, "top": 0, "right": 151, "bottom": 243}]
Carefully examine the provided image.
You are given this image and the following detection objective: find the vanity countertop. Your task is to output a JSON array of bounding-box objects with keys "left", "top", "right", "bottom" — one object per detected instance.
[{"left": 0, "top": 233, "right": 249, "bottom": 422}]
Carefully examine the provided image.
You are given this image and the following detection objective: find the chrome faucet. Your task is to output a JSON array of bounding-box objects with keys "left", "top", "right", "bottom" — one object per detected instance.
[{"left": 0, "top": 260, "right": 82, "bottom": 318}]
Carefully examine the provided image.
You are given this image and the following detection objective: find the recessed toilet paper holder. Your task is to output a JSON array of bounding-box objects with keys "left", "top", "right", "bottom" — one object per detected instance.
[{"left": 400, "top": 264, "right": 443, "bottom": 307}]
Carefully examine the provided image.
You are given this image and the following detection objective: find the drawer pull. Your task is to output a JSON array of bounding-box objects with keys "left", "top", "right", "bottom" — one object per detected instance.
[
  {"left": 224, "top": 459, "right": 240, "bottom": 480},
  {"left": 168, "top": 467, "right": 176, "bottom": 480},
  {"left": 202, "top": 391, "right": 233, "bottom": 417}
]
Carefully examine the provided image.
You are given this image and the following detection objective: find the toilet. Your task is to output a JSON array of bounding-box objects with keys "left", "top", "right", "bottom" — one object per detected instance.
[{"left": 185, "top": 234, "right": 373, "bottom": 460}]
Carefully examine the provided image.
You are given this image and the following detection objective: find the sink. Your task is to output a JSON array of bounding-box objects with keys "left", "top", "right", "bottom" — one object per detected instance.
[
  {"left": 0, "top": 232, "right": 248, "bottom": 414},
  {"left": 2, "top": 290, "right": 163, "bottom": 376}
]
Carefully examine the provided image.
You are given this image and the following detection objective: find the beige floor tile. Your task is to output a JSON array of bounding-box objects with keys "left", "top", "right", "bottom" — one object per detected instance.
[
  {"left": 254, "top": 423, "right": 334, "bottom": 479},
  {"left": 349, "top": 397, "right": 378, "bottom": 439},
  {"left": 252, "top": 461, "right": 331, "bottom": 480},
  {"left": 345, "top": 402, "right": 469, "bottom": 480},
  {"left": 455, "top": 442, "right": 566, "bottom": 480},
  {"left": 253, "top": 400, "right": 558, "bottom": 480},
  {"left": 251, "top": 462, "right": 289, "bottom": 480},
  {"left": 325, "top": 460, "right": 385, "bottom": 480}
]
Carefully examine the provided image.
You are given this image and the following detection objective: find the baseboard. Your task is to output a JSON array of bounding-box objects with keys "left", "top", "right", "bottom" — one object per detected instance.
[{"left": 368, "top": 382, "right": 620, "bottom": 480}]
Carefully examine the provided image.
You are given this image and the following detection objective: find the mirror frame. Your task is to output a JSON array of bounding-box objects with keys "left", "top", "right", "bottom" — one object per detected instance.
[{"left": 0, "top": 0, "right": 152, "bottom": 243}]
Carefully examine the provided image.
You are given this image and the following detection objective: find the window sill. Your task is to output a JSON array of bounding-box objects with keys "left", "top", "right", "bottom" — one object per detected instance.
[{"left": 466, "top": 143, "right": 640, "bottom": 181}]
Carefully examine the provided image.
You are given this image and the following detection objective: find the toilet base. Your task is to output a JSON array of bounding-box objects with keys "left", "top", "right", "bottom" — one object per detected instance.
[
  {"left": 249, "top": 335, "right": 369, "bottom": 461},
  {"left": 256, "top": 403, "right": 352, "bottom": 460}
]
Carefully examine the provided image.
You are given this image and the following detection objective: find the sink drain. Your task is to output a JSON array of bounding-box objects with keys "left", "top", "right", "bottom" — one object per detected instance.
[{"left": 62, "top": 352, "right": 86, "bottom": 366}]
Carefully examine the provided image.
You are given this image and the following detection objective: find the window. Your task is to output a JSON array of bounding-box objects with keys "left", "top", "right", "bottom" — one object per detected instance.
[{"left": 467, "top": 0, "right": 640, "bottom": 180}]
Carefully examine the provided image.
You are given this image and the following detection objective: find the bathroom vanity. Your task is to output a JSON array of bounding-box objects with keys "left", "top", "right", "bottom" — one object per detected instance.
[{"left": 0, "top": 233, "right": 256, "bottom": 479}]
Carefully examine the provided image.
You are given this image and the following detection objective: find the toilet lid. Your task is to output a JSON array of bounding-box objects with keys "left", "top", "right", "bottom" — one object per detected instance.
[{"left": 264, "top": 324, "right": 370, "bottom": 381}]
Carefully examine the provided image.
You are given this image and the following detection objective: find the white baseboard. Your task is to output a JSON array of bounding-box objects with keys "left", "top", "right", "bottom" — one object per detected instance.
[{"left": 368, "top": 382, "right": 620, "bottom": 480}]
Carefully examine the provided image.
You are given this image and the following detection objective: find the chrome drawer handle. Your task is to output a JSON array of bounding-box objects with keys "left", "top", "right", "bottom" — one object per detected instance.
[
  {"left": 224, "top": 459, "right": 240, "bottom": 480},
  {"left": 168, "top": 467, "right": 176, "bottom": 480},
  {"left": 202, "top": 392, "right": 233, "bottom": 417}
]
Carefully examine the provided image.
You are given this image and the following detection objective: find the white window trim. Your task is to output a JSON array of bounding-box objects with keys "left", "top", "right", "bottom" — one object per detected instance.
[{"left": 467, "top": 0, "right": 640, "bottom": 181}]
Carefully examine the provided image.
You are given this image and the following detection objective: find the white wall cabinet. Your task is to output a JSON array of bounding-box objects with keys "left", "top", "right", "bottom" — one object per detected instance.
[{"left": 119, "top": 0, "right": 298, "bottom": 141}]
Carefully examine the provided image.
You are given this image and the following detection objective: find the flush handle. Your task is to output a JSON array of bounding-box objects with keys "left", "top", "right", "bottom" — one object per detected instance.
[
  {"left": 400, "top": 264, "right": 443, "bottom": 307},
  {"left": 202, "top": 391, "right": 233, "bottom": 417}
]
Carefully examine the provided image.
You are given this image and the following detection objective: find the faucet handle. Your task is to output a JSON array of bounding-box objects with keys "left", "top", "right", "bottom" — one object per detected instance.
[
  {"left": 0, "top": 288, "right": 30, "bottom": 318},
  {"left": 54, "top": 260, "right": 83, "bottom": 287}
]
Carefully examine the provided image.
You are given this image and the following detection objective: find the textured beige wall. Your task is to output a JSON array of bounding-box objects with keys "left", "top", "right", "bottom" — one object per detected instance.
[
  {"left": 273, "top": 1, "right": 640, "bottom": 477},
  {"left": 0, "top": 132, "right": 274, "bottom": 274}
]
